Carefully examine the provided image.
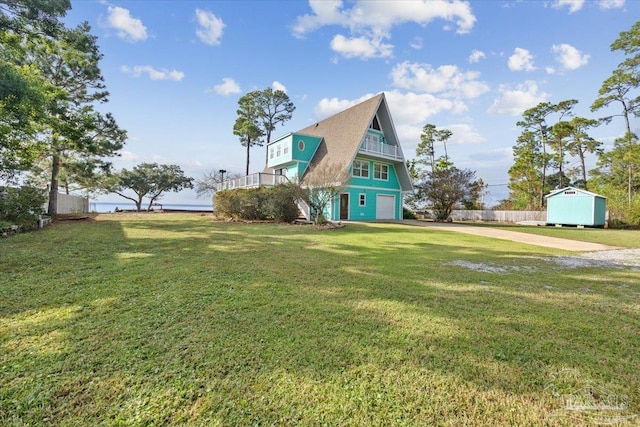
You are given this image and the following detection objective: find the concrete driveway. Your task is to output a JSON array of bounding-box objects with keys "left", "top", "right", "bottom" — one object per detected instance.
[{"left": 401, "top": 220, "right": 618, "bottom": 252}]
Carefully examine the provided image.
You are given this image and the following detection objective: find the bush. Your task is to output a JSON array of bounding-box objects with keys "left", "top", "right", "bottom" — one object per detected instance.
[
  {"left": 215, "top": 184, "right": 302, "bottom": 222},
  {"left": 265, "top": 184, "right": 302, "bottom": 223},
  {"left": 403, "top": 207, "right": 417, "bottom": 219},
  {"left": 0, "top": 186, "right": 47, "bottom": 230}
]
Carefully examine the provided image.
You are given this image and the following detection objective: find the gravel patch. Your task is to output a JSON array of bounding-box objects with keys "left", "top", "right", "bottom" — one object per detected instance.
[
  {"left": 449, "top": 249, "right": 640, "bottom": 274},
  {"left": 544, "top": 249, "right": 640, "bottom": 269}
]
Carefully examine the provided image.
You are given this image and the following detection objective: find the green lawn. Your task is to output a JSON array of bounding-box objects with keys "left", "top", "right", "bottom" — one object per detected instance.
[
  {"left": 1, "top": 214, "right": 639, "bottom": 426},
  {"left": 466, "top": 223, "right": 640, "bottom": 248}
]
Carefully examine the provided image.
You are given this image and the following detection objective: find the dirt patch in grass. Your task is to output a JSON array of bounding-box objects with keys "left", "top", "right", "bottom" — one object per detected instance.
[{"left": 449, "top": 249, "right": 640, "bottom": 273}]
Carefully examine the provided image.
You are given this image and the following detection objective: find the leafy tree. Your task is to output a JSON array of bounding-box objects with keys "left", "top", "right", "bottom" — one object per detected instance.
[
  {"left": 36, "top": 23, "right": 126, "bottom": 215},
  {"left": 592, "top": 21, "right": 640, "bottom": 207},
  {"left": 462, "top": 178, "right": 488, "bottom": 210},
  {"left": 0, "top": 185, "right": 46, "bottom": 230},
  {"left": 109, "top": 163, "right": 194, "bottom": 212},
  {"left": 548, "top": 120, "right": 574, "bottom": 189},
  {"left": 255, "top": 88, "right": 295, "bottom": 166},
  {"left": 416, "top": 124, "right": 437, "bottom": 172},
  {"left": 416, "top": 124, "right": 453, "bottom": 172},
  {"left": 0, "top": 0, "right": 71, "bottom": 178},
  {"left": 508, "top": 130, "right": 544, "bottom": 209},
  {"left": 512, "top": 99, "right": 578, "bottom": 207},
  {"left": 564, "top": 117, "right": 601, "bottom": 189},
  {"left": 516, "top": 100, "right": 577, "bottom": 206},
  {"left": 302, "top": 162, "right": 350, "bottom": 224},
  {"left": 611, "top": 20, "right": 640, "bottom": 79},
  {"left": 234, "top": 91, "right": 264, "bottom": 175},
  {"left": 419, "top": 164, "right": 477, "bottom": 221}
]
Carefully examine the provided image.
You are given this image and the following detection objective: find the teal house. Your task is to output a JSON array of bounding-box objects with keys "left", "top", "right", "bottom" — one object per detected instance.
[
  {"left": 545, "top": 187, "right": 607, "bottom": 227},
  {"left": 218, "top": 93, "right": 413, "bottom": 221}
]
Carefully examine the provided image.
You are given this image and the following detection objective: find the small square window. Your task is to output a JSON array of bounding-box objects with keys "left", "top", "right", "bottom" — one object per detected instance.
[{"left": 359, "top": 194, "right": 366, "bottom": 207}]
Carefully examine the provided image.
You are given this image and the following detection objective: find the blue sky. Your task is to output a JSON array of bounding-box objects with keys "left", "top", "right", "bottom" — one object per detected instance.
[{"left": 65, "top": 0, "right": 640, "bottom": 206}]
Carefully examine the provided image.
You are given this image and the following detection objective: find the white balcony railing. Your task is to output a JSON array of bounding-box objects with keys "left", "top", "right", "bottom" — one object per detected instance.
[
  {"left": 215, "top": 173, "right": 288, "bottom": 191},
  {"left": 359, "top": 139, "right": 402, "bottom": 159}
]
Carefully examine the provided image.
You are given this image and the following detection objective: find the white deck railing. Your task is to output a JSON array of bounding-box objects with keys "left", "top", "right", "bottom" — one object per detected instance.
[
  {"left": 359, "top": 139, "right": 402, "bottom": 159},
  {"left": 216, "top": 173, "right": 289, "bottom": 191}
]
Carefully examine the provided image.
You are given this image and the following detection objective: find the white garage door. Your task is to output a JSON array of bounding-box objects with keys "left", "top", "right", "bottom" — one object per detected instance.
[{"left": 376, "top": 195, "right": 396, "bottom": 220}]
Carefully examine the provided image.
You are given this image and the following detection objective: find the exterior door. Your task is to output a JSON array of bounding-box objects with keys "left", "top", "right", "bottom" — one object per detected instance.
[{"left": 340, "top": 194, "right": 349, "bottom": 220}]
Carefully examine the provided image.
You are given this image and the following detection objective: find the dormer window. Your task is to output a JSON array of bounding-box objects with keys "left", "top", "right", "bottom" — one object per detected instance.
[{"left": 370, "top": 114, "right": 381, "bottom": 131}]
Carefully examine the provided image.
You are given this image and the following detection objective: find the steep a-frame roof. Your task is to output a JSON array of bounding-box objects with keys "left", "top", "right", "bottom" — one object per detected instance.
[{"left": 296, "top": 93, "right": 412, "bottom": 190}]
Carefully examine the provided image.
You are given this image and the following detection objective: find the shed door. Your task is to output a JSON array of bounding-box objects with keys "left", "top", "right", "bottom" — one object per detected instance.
[{"left": 376, "top": 195, "right": 395, "bottom": 220}]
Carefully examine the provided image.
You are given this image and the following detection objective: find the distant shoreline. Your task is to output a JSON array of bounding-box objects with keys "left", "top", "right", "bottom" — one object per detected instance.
[{"left": 91, "top": 202, "right": 213, "bottom": 213}]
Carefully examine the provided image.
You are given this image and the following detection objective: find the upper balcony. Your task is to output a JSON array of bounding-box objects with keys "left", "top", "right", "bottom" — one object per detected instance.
[
  {"left": 215, "top": 173, "right": 288, "bottom": 191},
  {"left": 359, "top": 138, "right": 402, "bottom": 160}
]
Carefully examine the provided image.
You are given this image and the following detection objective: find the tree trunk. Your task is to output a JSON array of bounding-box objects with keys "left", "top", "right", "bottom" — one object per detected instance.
[
  {"left": 540, "top": 125, "right": 547, "bottom": 209},
  {"left": 265, "top": 130, "right": 272, "bottom": 167},
  {"left": 135, "top": 197, "right": 142, "bottom": 212},
  {"left": 47, "top": 152, "right": 60, "bottom": 215},
  {"left": 579, "top": 150, "right": 587, "bottom": 190},
  {"left": 246, "top": 139, "right": 251, "bottom": 176}
]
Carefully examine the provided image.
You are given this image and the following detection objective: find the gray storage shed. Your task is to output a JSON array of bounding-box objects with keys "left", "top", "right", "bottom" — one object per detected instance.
[{"left": 545, "top": 187, "right": 607, "bottom": 227}]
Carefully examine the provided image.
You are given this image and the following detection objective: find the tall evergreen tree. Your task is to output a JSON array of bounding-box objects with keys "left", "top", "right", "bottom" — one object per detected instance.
[
  {"left": 255, "top": 88, "right": 295, "bottom": 166},
  {"left": 33, "top": 22, "right": 126, "bottom": 214},
  {"left": 234, "top": 91, "right": 264, "bottom": 175}
]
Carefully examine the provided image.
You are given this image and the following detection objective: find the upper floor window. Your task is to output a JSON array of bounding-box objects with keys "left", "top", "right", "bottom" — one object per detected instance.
[
  {"left": 352, "top": 160, "right": 369, "bottom": 178},
  {"left": 374, "top": 163, "right": 388, "bottom": 180},
  {"left": 370, "top": 114, "right": 381, "bottom": 131},
  {"left": 270, "top": 146, "right": 275, "bottom": 159},
  {"left": 276, "top": 144, "right": 281, "bottom": 157},
  {"left": 284, "top": 144, "right": 289, "bottom": 155}
]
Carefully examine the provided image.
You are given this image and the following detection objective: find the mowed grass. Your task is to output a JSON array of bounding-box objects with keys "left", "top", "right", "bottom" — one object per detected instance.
[
  {"left": 466, "top": 222, "right": 640, "bottom": 248},
  {"left": 1, "top": 213, "right": 639, "bottom": 426}
]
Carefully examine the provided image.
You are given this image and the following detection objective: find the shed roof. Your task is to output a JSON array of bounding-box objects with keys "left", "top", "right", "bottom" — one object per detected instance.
[{"left": 544, "top": 186, "right": 606, "bottom": 199}]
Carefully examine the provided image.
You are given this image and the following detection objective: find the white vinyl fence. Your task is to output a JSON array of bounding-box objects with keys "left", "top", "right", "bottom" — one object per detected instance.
[
  {"left": 48, "top": 193, "right": 89, "bottom": 214},
  {"left": 421, "top": 210, "right": 547, "bottom": 223}
]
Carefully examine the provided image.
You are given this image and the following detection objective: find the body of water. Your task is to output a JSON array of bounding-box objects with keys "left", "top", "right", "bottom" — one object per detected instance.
[{"left": 91, "top": 202, "right": 212, "bottom": 213}]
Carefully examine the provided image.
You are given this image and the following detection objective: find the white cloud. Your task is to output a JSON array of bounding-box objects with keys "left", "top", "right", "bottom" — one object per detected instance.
[
  {"left": 508, "top": 47, "right": 536, "bottom": 71},
  {"left": 552, "top": 0, "right": 585, "bottom": 13},
  {"left": 546, "top": 66, "right": 556, "bottom": 74},
  {"left": 272, "top": 81, "right": 287, "bottom": 93},
  {"left": 468, "top": 49, "right": 486, "bottom": 63},
  {"left": 206, "top": 77, "right": 241, "bottom": 96},
  {"left": 487, "top": 81, "right": 550, "bottom": 116},
  {"left": 195, "top": 9, "right": 225, "bottom": 46},
  {"left": 410, "top": 36, "right": 423, "bottom": 50},
  {"left": 446, "top": 123, "right": 486, "bottom": 145},
  {"left": 118, "top": 150, "right": 139, "bottom": 163},
  {"left": 107, "top": 6, "right": 147, "bottom": 42},
  {"left": 390, "top": 61, "right": 489, "bottom": 100},
  {"left": 121, "top": 65, "right": 184, "bottom": 81},
  {"left": 292, "top": 0, "right": 476, "bottom": 59},
  {"left": 315, "top": 90, "right": 462, "bottom": 129},
  {"left": 330, "top": 34, "right": 393, "bottom": 59},
  {"left": 598, "top": 0, "right": 625, "bottom": 9},
  {"left": 552, "top": 43, "right": 590, "bottom": 70}
]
